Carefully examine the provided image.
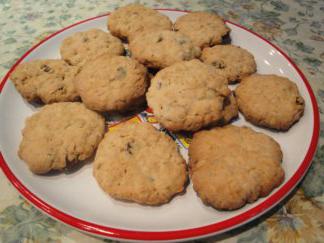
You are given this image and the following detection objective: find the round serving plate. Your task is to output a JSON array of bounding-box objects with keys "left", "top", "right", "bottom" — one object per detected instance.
[{"left": 0, "top": 9, "right": 319, "bottom": 242}]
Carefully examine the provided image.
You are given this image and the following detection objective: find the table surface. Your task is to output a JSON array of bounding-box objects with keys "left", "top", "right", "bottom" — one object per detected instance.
[{"left": 0, "top": 0, "right": 323, "bottom": 242}]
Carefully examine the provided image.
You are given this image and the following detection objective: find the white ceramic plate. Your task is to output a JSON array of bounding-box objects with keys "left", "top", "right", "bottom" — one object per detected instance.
[{"left": 0, "top": 10, "right": 319, "bottom": 242}]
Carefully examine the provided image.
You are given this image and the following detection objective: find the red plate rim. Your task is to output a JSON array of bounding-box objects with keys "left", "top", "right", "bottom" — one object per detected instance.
[{"left": 0, "top": 9, "right": 320, "bottom": 241}]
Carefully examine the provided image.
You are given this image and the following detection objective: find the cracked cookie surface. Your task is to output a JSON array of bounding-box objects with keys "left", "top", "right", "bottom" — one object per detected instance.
[
  {"left": 147, "top": 59, "right": 234, "bottom": 131},
  {"left": 189, "top": 125, "right": 285, "bottom": 210},
  {"left": 235, "top": 74, "right": 305, "bottom": 130},
  {"left": 129, "top": 30, "right": 201, "bottom": 69},
  {"left": 75, "top": 55, "right": 148, "bottom": 112},
  {"left": 201, "top": 45, "right": 256, "bottom": 84},
  {"left": 93, "top": 122, "right": 187, "bottom": 205},
  {"left": 108, "top": 3, "right": 172, "bottom": 41},
  {"left": 174, "top": 11, "right": 230, "bottom": 48},
  {"left": 19, "top": 102, "right": 105, "bottom": 174},
  {"left": 60, "top": 29, "right": 124, "bottom": 67},
  {"left": 10, "top": 59, "right": 80, "bottom": 103}
]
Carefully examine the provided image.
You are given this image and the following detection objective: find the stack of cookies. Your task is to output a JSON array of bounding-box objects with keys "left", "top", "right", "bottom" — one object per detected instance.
[{"left": 10, "top": 3, "right": 305, "bottom": 210}]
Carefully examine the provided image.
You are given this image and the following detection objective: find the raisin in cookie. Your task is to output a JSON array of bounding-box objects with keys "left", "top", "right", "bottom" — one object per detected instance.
[
  {"left": 201, "top": 45, "right": 256, "bottom": 84},
  {"left": 93, "top": 122, "right": 187, "bottom": 205},
  {"left": 75, "top": 55, "right": 148, "bottom": 112},
  {"left": 60, "top": 29, "right": 124, "bottom": 66},
  {"left": 129, "top": 30, "right": 201, "bottom": 69},
  {"left": 108, "top": 3, "right": 172, "bottom": 41},
  {"left": 174, "top": 11, "right": 230, "bottom": 48},
  {"left": 19, "top": 102, "right": 105, "bottom": 174},
  {"left": 189, "top": 125, "right": 285, "bottom": 210},
  {"left": 220, "top": 93, "right": 238, "bottom": 124},
  {"left": 147, "top": 60, "right": 233, "bottom": 131},
  {"left": 235, "top": 74, "right": 305, "bottom": 130},
  {"left": 10, "top": 60, "right": 79, "bottom": 103}
]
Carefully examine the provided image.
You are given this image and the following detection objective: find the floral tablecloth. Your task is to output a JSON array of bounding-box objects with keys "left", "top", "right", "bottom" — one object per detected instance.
[{"left": 0, "top": 0, "right": 323, "bottom": 242}]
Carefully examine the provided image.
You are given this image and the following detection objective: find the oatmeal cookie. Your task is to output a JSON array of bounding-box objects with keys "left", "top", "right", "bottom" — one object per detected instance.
[
  {"left": 75, "top": 55, "right": 148, "bottom": 112},
  {"left": 10, "top": 60, "right": 79, "bottom": 103},
  {"left": 93, "top": 122, "right": 187, "bottom": 205},
  {"left": 146, "top": 59, "right": 232, "bottom": 131},
  {"left": 108, "top": 3, "right": 172, "bottom": 41},
  {"left": 174, "top": 11, "right": 230, "bottom": 48},
  {"left": 60, "top": 29, "right": 124, "bottom": 66},
  {"left": 129, "top": 30, "right": 201, "bottom": 69},
  {"left": 235, "top": 74, "right": 305, "bottom": 130},
  {"left": 189, "top": 125, "right": 285, "bottom": 210},
  {"left": 201, "top": 45, "right": 256, "bottom": 83},
  {"left": 19, "top": 102, "right": 105, "bottom": 174}
]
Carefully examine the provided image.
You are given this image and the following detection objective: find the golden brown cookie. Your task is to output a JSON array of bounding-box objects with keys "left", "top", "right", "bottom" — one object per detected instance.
[
  {"left": 108, "top": 3, "right": 172, "bottom": 41},
  {"left": 10, "top": 60, "right": 79, "bottom": 103},
  {"left": 146, "top": 59, "right": 234, "bottom": 131},
  {"left": 189, "top": 125, "right": 285, "bottom": 210},
  {"left": 174, "top": 11, "right": 230, "bottom": 48},
  {"left": 19, "top": 102, "right": 105, "bottom": 174},
  {"left": 93, "top": 122, "right": 188, "bottom": 205},
  {"left": 201, "top": 45, "right": 257, "bottom": 84},
  {"left": 220, "top": 93, "right": 239, "bottom": 124},
  {"left": 235, "top": 74, "right": 305, "bottom": 130},
  {"left": 129, "top": 30, "right": 201, "bottom": 69},
  {"left": 75, "top": 55, "right": 148, "bottom": 112},
  {"left": 60, "top": 29, "right": 124, "bottom": 66}
]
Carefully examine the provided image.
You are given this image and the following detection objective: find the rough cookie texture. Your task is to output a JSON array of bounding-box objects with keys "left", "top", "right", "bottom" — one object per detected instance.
[
  {"left": 147, "top": 60, "right": 233, "bottom": 131},
  {"left": 108, "top": 3, "right": 172, "bottom": 41},
  {"left": 235, "top": 74, "right": 305, "bottom": 130},
  {"left": 220, "top": 93, "right": 238, "bottom": 124},
  {"left": 189, "top": 125, "right": 285, "bottom": 210},
  {"left": 201, "top": 45, "right": 257, "bottom": 83},
  {"left": 75, "top": 55, "right": 148, "bottom": 112},
  {"left": 93, "top": 122, "right": 188, "bottom": 205},
  {"left": 129, "top": 30, "right": 201, "bottom": 69},
  {"left": 174, "top": 11, "right": 230, "bottom": 48},
  {"left": 19, "top": 102, "right": 105, "bottom": 174},
  {"left": 10, "top": 60, "right": 79, "bottom": 103},
  {"left": 60, "top": 29, "right": 124, "bottom": 66}
]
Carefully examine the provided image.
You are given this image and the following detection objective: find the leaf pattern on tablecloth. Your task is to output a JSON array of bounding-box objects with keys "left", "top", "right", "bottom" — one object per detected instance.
[
  {"left": 0, "top": 201, "right": 70, "bottom": 242},
  {"left": 302, "top": 145, "right": 324, "bottom": 198}
]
